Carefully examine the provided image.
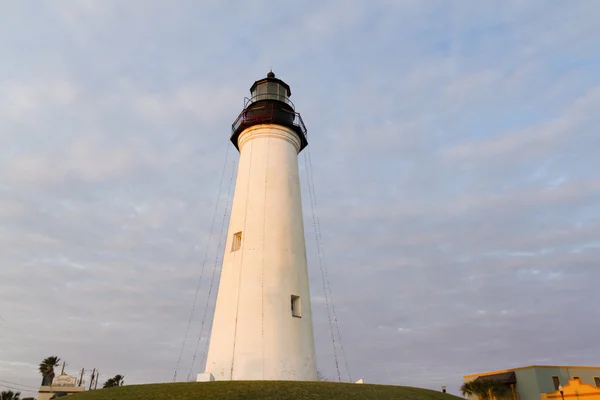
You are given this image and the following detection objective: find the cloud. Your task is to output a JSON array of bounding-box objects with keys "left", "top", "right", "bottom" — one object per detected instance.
[
  {"left": 0, "top": 80, "right": 79, "bottom": 120},
  {"left": 442, "top": 84, "right": 600, "bottom": 164}
]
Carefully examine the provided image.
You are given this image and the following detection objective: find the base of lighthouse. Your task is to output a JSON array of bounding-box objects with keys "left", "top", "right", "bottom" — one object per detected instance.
[
  {"left": 202, "top": 124, "right": 318, "bottom": 382},
  {"left": 196, "top": 373, "right": 215, "bottom": 382}
]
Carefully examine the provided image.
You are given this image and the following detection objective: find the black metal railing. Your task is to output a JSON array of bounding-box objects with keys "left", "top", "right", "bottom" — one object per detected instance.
[{"left": 231, "top": 103, "right": 307, "bottom": 137}]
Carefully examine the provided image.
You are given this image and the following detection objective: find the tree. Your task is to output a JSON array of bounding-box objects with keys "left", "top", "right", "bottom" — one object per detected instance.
[
  {"left": 462, "top": 380, "right": 485, "bottom": 399},
  {"left": 486, "top": 380, "right": 508, "bottom": 400},
  {"left": 103, "top": 374, "right": 125, "bottom": 388},
  {"left": 39, "top": 356, "right": 61, "bottom": 386},
  {"left": 1, "top": 390, "right": 21, "bottom": 400},
  {"left": 103, "top": 378, "right": 116, "bottom": 388},
  {"left": 461, "top": 379, "right": 507, "bottom": 400}
]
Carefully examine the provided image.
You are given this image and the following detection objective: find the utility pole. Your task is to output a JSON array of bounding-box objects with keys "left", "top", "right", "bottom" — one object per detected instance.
[
  {"left": 89, "top": 368, "right": 96, "bottom": 390},
  {"left": 94, "top": 371, "right": 99, "bottom": 390},
  {"left": 79, "top": 368, "right": 85, "bottom": 386},
  {"left": 61, "top": 361, "right": 66, "bottom": 375}
]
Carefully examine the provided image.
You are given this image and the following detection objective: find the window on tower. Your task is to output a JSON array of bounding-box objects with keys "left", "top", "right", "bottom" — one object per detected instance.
[
  {"left": 291, "top": 295, "right": 301, "bottom": 318},
  {"left": 231, "top": 232, "right": 242, "bottom": 252},
  {"left": 254, "top": 84, "right": 267, "bottom": 102},
  {"left": 267, "top": 82, "right": 278, "bottom": 99}
]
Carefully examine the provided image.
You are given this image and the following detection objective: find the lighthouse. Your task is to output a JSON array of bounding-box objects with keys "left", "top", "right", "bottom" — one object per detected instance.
[{"left": 200, "top": 72, "right": 318, "bottom": 381}]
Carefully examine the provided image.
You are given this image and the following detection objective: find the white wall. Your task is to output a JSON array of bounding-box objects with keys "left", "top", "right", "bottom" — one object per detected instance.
[{"left": 205, "top": 124, "right": 318, "bottom": 381}]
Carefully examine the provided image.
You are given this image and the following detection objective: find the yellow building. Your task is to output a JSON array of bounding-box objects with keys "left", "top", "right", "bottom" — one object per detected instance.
[{"left": 541, "top": 378, "right": 600, "bottom": 400}]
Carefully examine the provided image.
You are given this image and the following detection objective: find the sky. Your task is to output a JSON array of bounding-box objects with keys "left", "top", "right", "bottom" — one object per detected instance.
[{"left": 1, "top": 0, "right": 599, "bottom": 396}]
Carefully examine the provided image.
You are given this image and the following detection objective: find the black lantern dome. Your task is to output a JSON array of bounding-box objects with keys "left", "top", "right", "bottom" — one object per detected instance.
[{"left": 231, "top": 72, "right": 308, "bottom": 152}]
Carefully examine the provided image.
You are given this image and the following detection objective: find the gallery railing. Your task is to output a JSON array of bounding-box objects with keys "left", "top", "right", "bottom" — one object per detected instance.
[{"left": 231, "top": 102, "right": 307, "bottom": 138}]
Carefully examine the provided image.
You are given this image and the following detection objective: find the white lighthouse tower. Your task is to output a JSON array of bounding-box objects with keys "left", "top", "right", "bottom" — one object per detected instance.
[{"left": 200, "top": 72, "right": 318, "bottom": 381}]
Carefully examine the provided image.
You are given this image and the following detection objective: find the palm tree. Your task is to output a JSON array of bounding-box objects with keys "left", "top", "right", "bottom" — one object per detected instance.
[
  {"left": 114, "top": 375, "right": 124, "bottom": 386},
  {"left": 1, "top": 390, "right": 21, "bottom": 400},
  {"left": 487, "top": 380, "right": 508, "bottom": 400},
  {"left": 39, "top": 356, "right": 61, "bottom": 386},
  {"left": 461, "top": 379, "right": 507, "bottom": 400},
  {"left": 103, "top": 374, "right": 124, "bottom": 388},
  {"left": 462, "top": 380, "right": 487, "bottom": 400}
]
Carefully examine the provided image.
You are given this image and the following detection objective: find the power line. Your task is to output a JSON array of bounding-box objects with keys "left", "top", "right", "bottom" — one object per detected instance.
[
  {"left": 0, "top": 379, "right": 38, "bottom": 390},
  {"left": 0, "top": 383, "right": 39, "bottom": 394}
]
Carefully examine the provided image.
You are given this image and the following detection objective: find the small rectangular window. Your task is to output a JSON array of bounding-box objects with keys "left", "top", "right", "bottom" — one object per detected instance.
[
  {"left": 291, "top": 295, "right": 301, "bottom": 318},
  {"left": 552, "top": 376, "right": 560, "bottom": 390},
  {"left": 594, "top": 377, "right": 600, "bottom": 387},
  {"left": 231, "top": 232, "right": 242, "bottom": 252},
  {"left": 573, "top": 377, "right": 580, "bottom": 381}
]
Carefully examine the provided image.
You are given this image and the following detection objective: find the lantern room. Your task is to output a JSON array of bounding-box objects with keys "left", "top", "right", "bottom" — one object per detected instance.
[
  {"left": 249, "top": 71, "right": 293, "bottom": 107},
  {"left": 230, "top": 72, "right": 308, "bottom": 152}
]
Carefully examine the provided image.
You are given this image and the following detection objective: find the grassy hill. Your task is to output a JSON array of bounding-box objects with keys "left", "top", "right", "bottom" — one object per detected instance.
[{"left": 71, "top": 381, "right": 461, "bottom": 400}]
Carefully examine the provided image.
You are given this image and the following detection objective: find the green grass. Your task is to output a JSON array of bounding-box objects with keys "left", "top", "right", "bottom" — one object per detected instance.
[{"left": 70, "top": 381, "right": 461, "bottom": 400}]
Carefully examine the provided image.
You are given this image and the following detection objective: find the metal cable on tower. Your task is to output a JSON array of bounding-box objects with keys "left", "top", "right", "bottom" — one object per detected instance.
[
  {"left": 303, "top": 150, "right": 341, "bottom": 382},
  {"left": 172, "top": 144, "right": 230, "bottom": 382},
  {"left": 198, "top": 160, "right": 236, "bottom": 369},
  {"left": 188, "top": 158, "right": 237, "bottom": 380},
  {"left": 305, "top": 146, "right": 354, "bottom": 382},
  {"left": 306, "top": 146, "right": 353, "bottom": 383}
]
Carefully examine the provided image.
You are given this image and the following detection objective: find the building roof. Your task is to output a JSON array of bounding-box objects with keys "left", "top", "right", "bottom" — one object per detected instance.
[
  {"left": 464, "top": 365, "right": 600, "bottom": 379},
  {"left": 475, "top": 371, "right": 517, "bottom": 384}
]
